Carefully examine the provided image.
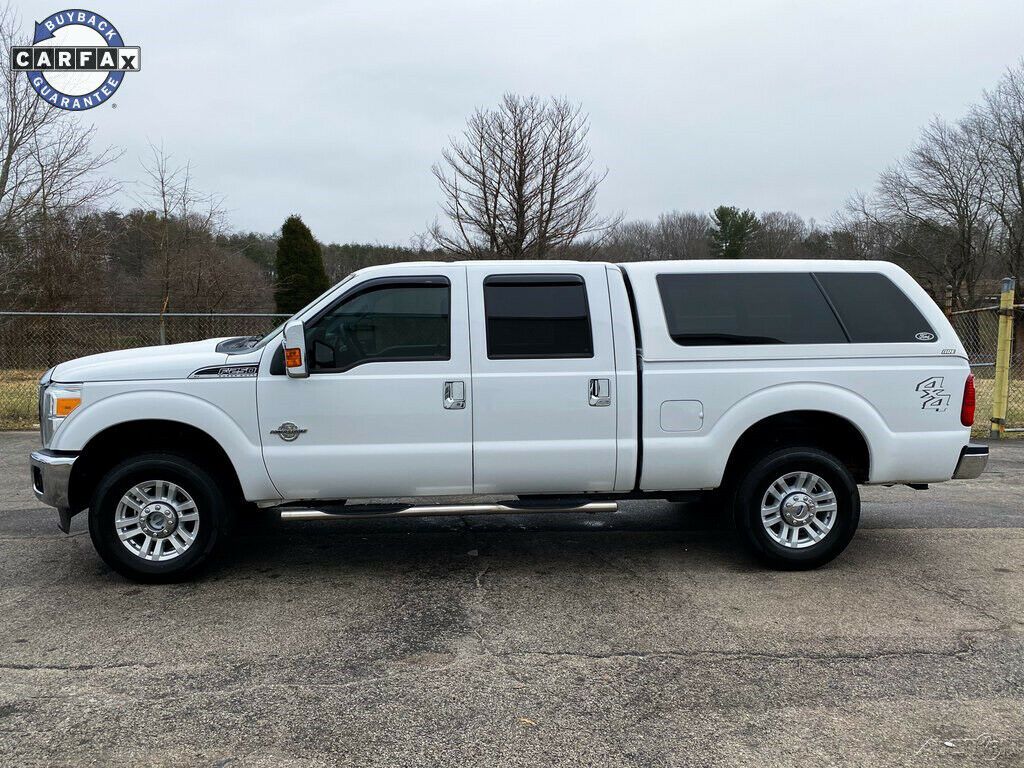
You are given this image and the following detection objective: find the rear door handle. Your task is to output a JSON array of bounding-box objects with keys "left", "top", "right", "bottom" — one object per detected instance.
[
  {"left": 444, "top": 380, "right": 466, "bottom": 410},
  {"left": 589, "top": 378, "right": 611, "bottom": 407}
]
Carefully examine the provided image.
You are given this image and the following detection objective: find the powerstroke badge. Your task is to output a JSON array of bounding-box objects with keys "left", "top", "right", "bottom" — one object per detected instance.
[
  {"left": 10, "top": 9, "right": 140, "bottom": 111},
  {"left": 916, "top": 377, "right": 950, "bottom": 412}
]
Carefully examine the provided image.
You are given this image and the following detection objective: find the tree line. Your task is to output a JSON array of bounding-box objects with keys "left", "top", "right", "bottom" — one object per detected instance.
[{"left": 0, "top": 0, "right": 1020, "bottom": 315}]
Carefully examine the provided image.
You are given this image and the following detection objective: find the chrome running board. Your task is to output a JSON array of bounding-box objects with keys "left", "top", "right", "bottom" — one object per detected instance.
[{"left": 279, "top": 500, "right": 618, "bottom": 521}]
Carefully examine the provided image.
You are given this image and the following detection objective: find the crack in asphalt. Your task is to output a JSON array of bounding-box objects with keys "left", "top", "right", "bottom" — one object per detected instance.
[
  {"left": 496, "top": 642, "right": 983, "bottom": 664},
  {"left": 903, "top": 576, "right": 1012, "bottom": 626},
  {"left": 0, "top": 635, "right": 994, "bottom": 677},
  {"left": 0, "top": 661, "right": 140, "bottom": 672},
  {"left": 0, "top": 532, "right": 88, "bottom": 541},
  {"left": 461, "top": 554, "right": 532, "bottom": 689}
]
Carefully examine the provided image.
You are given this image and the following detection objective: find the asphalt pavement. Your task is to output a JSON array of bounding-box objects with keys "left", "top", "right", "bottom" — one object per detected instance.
[{"left": 0, "top": 431, "right": 1021, "bottom": 767}]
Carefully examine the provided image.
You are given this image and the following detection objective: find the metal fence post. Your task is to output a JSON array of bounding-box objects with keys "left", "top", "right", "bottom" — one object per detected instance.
[{"left": 990, "top": 277, "right": 1016, "bottom": 439}]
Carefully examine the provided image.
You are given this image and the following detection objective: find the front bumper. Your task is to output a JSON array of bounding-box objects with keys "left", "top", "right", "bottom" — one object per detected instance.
[
  {"left": 952, "top": 444, "right": 989, "bottom": 480},
  {"left": 30, "top": 450, "right": 77, "bottom": 532}
]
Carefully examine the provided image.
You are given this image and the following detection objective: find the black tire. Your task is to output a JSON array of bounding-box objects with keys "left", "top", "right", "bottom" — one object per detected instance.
[
  {"left": 88, "top": 453, "right": 231, "bottom": 582},
  {"left": 732, "top": 446, "right": 859, "bottom": 569}
]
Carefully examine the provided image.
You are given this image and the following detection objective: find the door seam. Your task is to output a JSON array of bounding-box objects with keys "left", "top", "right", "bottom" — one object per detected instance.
[{"left": 464, "top": 265, "right": 476, "bottom": 494}]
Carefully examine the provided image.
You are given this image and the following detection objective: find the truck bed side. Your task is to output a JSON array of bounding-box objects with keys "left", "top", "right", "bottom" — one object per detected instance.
[{"left": 619, "top": 260, "right": 973, "bottom": 491}]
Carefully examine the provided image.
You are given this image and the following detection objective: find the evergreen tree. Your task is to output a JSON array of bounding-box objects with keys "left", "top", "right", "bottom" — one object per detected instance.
[
  {"left": 708, "top": 205, "right": 759, "bottom": 259},
  {"left": 274, "top": 215, "right": 329, "bottom": 313}
]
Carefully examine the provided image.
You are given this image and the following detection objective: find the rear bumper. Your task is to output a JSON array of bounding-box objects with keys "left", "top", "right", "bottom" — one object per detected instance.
[
  {"left": 952, "top": 444, "right": 989, "bottom": 480},
  {"left": 30, "top": 450, "right": 77, "bottom": 532}
]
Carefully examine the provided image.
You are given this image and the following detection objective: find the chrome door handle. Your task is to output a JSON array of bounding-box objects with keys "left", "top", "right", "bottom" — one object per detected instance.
[
  {"left": 589, "top": 378, "right": 611, "bottom": 407},
  {"left": 444, "top": 380, "right": 466, "bottom": 410}
]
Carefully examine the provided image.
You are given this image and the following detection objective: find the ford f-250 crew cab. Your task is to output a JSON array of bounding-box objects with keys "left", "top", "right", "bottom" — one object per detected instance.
[{"left": 30, "top": 260, "right": 988, "bottom": 581}]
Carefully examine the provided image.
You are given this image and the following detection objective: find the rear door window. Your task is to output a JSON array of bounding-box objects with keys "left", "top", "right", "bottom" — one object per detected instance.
[
  {"left": 656, "top": 273, "right": 847, "bottom": 346},
  {"left": 483, "top": 274, "right": 594, "bottom": 359},
  {"left": 814, "top": 272, "right": 935, "bottom": 343}
]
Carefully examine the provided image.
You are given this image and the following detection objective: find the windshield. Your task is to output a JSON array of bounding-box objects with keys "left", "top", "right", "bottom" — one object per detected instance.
[{"left": 251, "top": 273, "right": 360, "bottom": 349}]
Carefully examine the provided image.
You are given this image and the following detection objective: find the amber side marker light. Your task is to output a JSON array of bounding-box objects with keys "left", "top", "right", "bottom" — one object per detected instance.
[
  {"left": 284, "top": 348, "right": 303, "bottom": 368},
  {"left": 55, "top": 397, "right": 81, "bottom": 417}
]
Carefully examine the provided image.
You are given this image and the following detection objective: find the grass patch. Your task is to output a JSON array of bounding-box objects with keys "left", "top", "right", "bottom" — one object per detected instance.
[
  {"left": 973, "top": 375, "right": 1024, "bottom": 436},
  {"left": 0, "top": 370, "right": 43, "bottom": 430}
]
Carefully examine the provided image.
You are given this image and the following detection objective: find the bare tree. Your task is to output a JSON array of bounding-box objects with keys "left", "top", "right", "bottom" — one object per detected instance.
[
  {"left": 604, "top": 220, "right": 658, "bottom": 261},
  {"left": 15, "top": 209, "right": 114, "bottom": 309},
  {"left": 605, "top": 211, "right": 709, "bottom": 261},
  {"left": 753, "top": 211, "right": 807, "bottom": 259},
  {"left": 831, "top": 200, "right": 897, "bottom": 260},
  {"left": 654, "top": 211, "right": 709, "bottom": 260},
  {"left": 431, "top": 94, "right": 614, "bottom": 259},
  {"left": 0, "top": 3, "right": 119, "bottom": 307},
  {"left": 856, "top": 117, "right": 993, "bottom": 307},
  {"left": 974, "top": 60, "right": 1024, "bottom": 287},
  {"left": 0, "top": 4, "right": 118, "bottom": 230},
  {"left": 135, "top": 144, "right": 267, "bottom": 313}
]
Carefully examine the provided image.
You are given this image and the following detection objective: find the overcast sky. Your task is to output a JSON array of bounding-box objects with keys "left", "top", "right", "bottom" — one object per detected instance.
[{"left": 18, "top": 0, "right": 1024, "bottom": 244}]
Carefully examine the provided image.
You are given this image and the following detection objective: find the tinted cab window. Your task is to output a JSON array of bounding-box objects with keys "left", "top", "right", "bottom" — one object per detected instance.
[
  {"left": 306, "top": 279, "right": 450, "bottom": 372},
  {"left": 483, "top": 274, "right": 593, "bottom": 358}
]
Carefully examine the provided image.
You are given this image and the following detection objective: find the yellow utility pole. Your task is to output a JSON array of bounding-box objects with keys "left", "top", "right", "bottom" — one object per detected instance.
[{"left": 990, "top": 277, "right": 1016, "bottom": 439}]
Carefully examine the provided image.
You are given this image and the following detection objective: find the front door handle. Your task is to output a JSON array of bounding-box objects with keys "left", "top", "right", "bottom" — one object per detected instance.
[
  {"left": 589, "top": 378, "right": 611, "bottom": 407},
  {"left": 444, "top": 380, "right": 466, "bottom": 410}
]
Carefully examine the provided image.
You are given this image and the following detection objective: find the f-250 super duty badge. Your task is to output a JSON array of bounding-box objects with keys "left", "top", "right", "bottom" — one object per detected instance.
[{"left": 916, "top": 377, "right": 950, "bottom": 411}]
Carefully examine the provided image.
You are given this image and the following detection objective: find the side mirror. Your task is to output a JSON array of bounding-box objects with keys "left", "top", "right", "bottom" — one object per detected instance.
[{"left": 283, "top": 320, "right": 308, "bottom": 378}]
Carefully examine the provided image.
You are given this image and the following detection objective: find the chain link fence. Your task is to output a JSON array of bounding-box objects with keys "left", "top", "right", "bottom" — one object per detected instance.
[
  {"left": 2, "top": 305, "right": 1021, "bottom": 435},
  {"left": 0, "top": 312, "right": 287, "bottom": 430},
  {"left": 949, "top": 303, "right": 1024, "bottom": 436}
]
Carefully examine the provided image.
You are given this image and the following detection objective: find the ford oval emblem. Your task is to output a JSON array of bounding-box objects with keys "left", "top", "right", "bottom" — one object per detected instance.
[{"left": 915, "top": 332, "right": 935, "bottom": 341}]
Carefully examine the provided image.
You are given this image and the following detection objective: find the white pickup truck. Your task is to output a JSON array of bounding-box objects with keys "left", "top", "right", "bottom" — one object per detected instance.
[{"left": 31, "top": 259, "right": 987, "bottom": 581}]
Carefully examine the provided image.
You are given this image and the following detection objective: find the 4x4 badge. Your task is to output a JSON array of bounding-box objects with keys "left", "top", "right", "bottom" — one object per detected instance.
[
  {"left": 915, "top": 377, "right": 950, "bottom": 412},
  {"left": 270, "top": 422, "right": 307, "bottom": 442}
]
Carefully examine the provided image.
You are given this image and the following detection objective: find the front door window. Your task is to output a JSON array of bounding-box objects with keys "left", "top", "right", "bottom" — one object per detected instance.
[{"left": 306, "top": 279, "right": 450, "bottom": 373}]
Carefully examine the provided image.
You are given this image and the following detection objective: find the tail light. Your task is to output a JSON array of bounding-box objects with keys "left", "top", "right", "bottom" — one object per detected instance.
[{"left": 961, "top": 373, "right": 976, "bottom": 427}]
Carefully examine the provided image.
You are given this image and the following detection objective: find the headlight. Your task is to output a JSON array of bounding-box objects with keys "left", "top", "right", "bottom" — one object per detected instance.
[{"left": 40, "top": 382, "right": 82, "bottom": 447}]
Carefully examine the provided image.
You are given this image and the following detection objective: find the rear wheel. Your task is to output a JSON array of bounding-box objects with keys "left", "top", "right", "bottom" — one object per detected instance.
[
  {"left": 733, "top": 446, "right": 859, "bottom": 569},
  {"left": 88, "top": 453, "right": 231, "bottom": 582}
]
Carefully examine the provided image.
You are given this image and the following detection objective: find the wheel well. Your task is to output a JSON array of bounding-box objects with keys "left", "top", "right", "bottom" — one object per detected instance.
[
  {"left": 723, "top": 411, "right": 870, "bottom": 485},
  {"left": 68, "top": 420, "right": 243, "bottom": 512}
]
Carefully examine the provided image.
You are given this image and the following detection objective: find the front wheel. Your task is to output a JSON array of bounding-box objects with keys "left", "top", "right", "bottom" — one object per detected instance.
[
  {"left": 88, "top": 453, "right": 231, "bottom": 582},
  {"left": 733, "top": 447, "right": 860, "bottom": 569}
]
